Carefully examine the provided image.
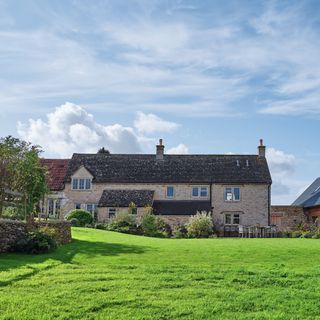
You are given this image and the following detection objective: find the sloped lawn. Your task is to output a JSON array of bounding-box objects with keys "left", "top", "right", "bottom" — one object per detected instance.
[{"left": 1, "top": 228, "right": 320, "bottom": 319}]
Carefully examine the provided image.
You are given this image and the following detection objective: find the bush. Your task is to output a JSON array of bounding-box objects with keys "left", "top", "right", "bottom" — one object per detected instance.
[
  {"left": 107, "top": 211, "right": 140, "bottom": 234},
  {"left": 312, "top": 233, "right": 320, "bottom": 239},
  {"left": 291, "top": 231, "right": 302, "bottom": 238},
  {"left": 66, "top": 210, "right": 93, "bottom": 227},
  {"left": 2, "top": 206, "right": 24, "bottom": 220},
  {"left": 186, "top": 211, "right": 214, "bottom": 238},
  {"left": 139, "top": 214, "right": 171, "bottom": 237},
  {"left": 14, "top": 231, "right": 57, "bottom": 254},
  {"left": 39, "top": 226, "right": 58, "bottom": 242},
  {"left": 172, "top": 225, "right": 188, "bottom": 238},
  {"left": 69, "top": 218, "right": 80, "bottom": 227},
  {"left": 301, "top": 231, "right": 314, "bottom": 238},
  {"left": 95, "top": 223, "right": 108, "bottom": 230}
]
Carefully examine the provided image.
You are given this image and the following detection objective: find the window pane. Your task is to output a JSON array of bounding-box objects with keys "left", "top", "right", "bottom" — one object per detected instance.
[
  {"left": 75, "top": 203, "right": 81, "bottom": 209},
  {"left": 225, "top": 188, "right": 231, "bottom": 200},
  {"left": 132, "top": 207, "right": 137, "bottom": 215},
  {"left": 79, "top": 179, "right": 85, "bottom": 189},
  {"left": 167, "top": 186, "right": 174, "bottom": 198},
  {"left": 200, "top": 187, "right": 208, "bottom": 197},
  {"left": 225, "top": 214, "right": 232, "bottom": 224},
  {"left": 109, "top": 208, "right": 116, "bottom": 218},
  {"left": 87, "top": 204, "right": 93, "bottom": 213},
  {"left": 85, "top": 179, "right": 91, "bottom": 189},
  {"left": 72, "top": 179, "right": 78, "bottom": 189},
  {"left": 234, "top": 188, "right": 240, "bottom": 200},
  {"left": 233, "top": 214, "right": 240, "bottom": 225},
  {"left": 192, "top": 187, "right": 199, "bottom": 197}
]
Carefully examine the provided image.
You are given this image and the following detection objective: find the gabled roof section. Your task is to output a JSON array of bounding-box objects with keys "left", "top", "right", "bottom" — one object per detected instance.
[
  {"left": 292, "top": 178, "right": 320, "bottom": 208},
  {"left": 65, "top": 153, "right": 272, "bottom": 184},
  {"left": 98, "top": 189, "right": 154, "bottom": 207},
  {"left": 40, "top": 159, "right": 70, "bottom": 191}
]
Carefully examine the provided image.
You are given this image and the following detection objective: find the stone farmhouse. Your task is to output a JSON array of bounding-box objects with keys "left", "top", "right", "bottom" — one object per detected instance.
[{"left": 41, "top": 139, "right": 272, "bottom": 233}]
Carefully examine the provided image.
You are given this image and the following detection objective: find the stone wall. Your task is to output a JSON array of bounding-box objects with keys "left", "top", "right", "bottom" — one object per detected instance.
[
  {"left": 212, "top": 184, "right": 270, "bottom": 230},
  {"left": 0, "top": 219, "right": 27, "bottom": 253},
  {"left": 0, "top": 219, "right": 72, "bottom": 253},
  {"left": 271, "top": 205, "right": 307, "bottom": 231}
]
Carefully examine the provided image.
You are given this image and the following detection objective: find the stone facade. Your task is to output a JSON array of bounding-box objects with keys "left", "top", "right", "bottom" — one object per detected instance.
[
  {"left": 271, "top": 205, "right": 307, "bottom": 231},
  {"left": 0, "top": 219, "right": 27, "bottom": 253},
  {"left": 63, "top": 170, "right": 270, "bottom": 230}
]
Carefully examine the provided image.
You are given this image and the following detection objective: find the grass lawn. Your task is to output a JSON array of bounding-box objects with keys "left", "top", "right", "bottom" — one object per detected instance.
[{"left": 1, "top": 229, "right": 320, "bottom": 320}]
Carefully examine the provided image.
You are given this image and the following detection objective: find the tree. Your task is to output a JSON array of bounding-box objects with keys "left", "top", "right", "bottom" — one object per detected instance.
[
  {"left": 15, "top": 146, "right": 48, "bottom": 220},
  {"left": 0, "top": 136, "right": 29, "bottom": 217},
  {"left": 97, "top": 147, "right": 110, "bottom": 154},
  {"left": 0, "top": 136, "right": 47, "bottom": 220}
]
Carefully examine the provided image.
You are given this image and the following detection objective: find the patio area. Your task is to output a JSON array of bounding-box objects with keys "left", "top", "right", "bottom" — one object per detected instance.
[{"left": 223, "top": 225, "right": 279, "bottom": 238}]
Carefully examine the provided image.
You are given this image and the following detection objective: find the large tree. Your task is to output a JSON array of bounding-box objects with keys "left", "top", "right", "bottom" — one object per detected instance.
[{"left": 0, "top": 136, "right": 47, "bottom": 219}]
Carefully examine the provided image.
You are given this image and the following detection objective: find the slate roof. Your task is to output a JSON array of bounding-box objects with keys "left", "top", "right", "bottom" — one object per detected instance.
[
  {"left": 98, "top": 189, "right": 154, "bottom": 207},
  {"left": 40, "top": 159, "right": 70, "bottom": 191},
  {"left": 292, "top": 178, "right": 320, "bottom": 208},
  {"left": 65, "top": 154, "right": 272, "bottom": 184},
  {"left": 153, "top": 200, "right": 212, "bottom": 216}
]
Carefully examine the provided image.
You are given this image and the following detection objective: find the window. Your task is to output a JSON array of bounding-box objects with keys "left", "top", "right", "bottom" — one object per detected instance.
[
  {"left": 192, "top": 186, "right": 208, "bottom": 198},
  {"left": 72, "top": 178, "right": 78, "bottom": 190},
  {"left": 166, "top": 186, "right": 174, "bottom": 198},
  {"left": 108, "top": 208, "right": 116, "bottom": 218},
  {"left": 72, "top": 178, "right": 92, "bottom": 190},
  {"left": 75, "top": 203, "right": 81, "bottom": 209},
  {"left": 85, "top": 179, "right": 91, "bottom": 189},
  {"left": 224, "top": 213, "right": 240, "bottom": 225},
  {"left": 86, "top": 204, "right": 98, "bottom": 215},
  {"left": 224, "top": 187, "right": 240, "bottom": 201}
]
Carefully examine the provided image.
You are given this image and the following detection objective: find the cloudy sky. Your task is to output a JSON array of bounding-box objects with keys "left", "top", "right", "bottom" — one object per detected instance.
[{"left": 1, "top": 0, "right": 319, "bottom": 204}]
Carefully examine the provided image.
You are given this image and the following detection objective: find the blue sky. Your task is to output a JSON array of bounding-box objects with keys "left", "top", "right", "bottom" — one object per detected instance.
[{"left": 0, "top": 0, "right": 319, "bottom": 204}]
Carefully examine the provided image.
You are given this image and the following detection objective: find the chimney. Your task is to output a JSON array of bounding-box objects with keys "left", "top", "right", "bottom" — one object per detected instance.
[
  {"left": 258, "top": 139, "right": 266, "bottom": 158},
  {"left": 156, "top": 139, "right": 164, "bottom": 160}
]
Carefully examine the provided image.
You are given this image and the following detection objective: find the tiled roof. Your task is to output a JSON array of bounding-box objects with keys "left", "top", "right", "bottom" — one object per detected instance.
[
  {"left": 98, "top": 189, "right": 154, "bottom": 207},
  {"left": 40, "top": 159, "right": 70, "bottom": 191},
  {"left": 65, "top": 154, "right": 272, "bottom": 184},
  {"left": 292, "top": 177, "right": 320, "bottom": 208},
  {"left": 153, "top": 200, "right": 212, "bottom": 215}
]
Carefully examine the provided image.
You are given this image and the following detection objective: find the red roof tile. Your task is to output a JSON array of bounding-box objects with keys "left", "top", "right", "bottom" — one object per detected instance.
[{"left": 40, "top": 159, "right": 69, "bottom": 191}]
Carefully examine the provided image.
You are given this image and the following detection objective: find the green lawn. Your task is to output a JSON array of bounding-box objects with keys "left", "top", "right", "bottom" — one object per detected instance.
[{"left": 1, "top": 229, "right": 320, "bottom": 320}]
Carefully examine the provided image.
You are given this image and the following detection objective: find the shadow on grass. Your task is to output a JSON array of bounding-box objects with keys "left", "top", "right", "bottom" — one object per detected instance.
[{"left": 0, "top": 239, "right": 150, "bottom": 286}]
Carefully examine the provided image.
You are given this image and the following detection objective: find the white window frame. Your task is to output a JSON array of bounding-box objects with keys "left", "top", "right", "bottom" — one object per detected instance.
[
  {"left": 166, "top": 186, "right": 174, "bottom": 199},
  {"left": 224, "top": 187, "right": 240, "bottom": 202},
  {"left": 71, "top": 177, "right": 92, "bottom": 190},
  {"left": 224, "top": 212, "right": 241, "bottom": 225},
  {"left": 192, "top": 186, "right": 209, "bottom": 198}
]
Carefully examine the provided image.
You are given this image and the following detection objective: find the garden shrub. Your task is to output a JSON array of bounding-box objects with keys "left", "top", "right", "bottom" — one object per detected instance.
[
  {"left": 301, "top": 231, "right": 314, "bottom": 238},
  {"left": 66, "top": 210, "right": 93, "bottom": 227},
  {"left": 95, "top": 223, "right": 108, "bottom": 230},
  {"left": 2, "top": 206, "right": 24, "bottom": 220},
  {"left": 139, "top": 214, "right": 171, "bottom": 237},
  {"left": 107, "top": 211, "right": 140, "bottom": 234},
  {"left": 172, "top": 225, "right": 188, "bottom": 238},
  {"left": 291, "top": 231, "right": 302, "bottom": 238},
  {"left": 69, "top": 218, "right": 80, "bottom": 227},
  {"left": 39, "top": 226, "right": 58, "bottom": 242},
  {"left": 186, "top": 211, "right": 214, "bottom": 238},
  {"left": 14, "top": 231, "right": 57, "bottom": 254}
]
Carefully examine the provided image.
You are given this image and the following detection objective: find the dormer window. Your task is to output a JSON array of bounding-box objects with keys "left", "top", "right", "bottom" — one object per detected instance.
[{"left": 72, "top": 178, "right": 92, "bottom": 190}]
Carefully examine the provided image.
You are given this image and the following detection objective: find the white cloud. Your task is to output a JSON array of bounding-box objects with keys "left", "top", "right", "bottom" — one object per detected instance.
[
  {"left": 17, "top": 102, "right": 141, "bottom": 157},
  {"left": 134, "top": 111, "right": 179, "bottom": 134},
  {"left": 167, "top": 144, "right": 189, "bottom": 154},
  {"left": 266, "top": 147, "right": 297, "bottom": 204}
]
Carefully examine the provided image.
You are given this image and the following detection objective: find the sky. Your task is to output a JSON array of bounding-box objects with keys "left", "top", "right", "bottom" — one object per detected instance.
[{"left": 0, "top": 0, "right": 319, "bottom": 204}]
